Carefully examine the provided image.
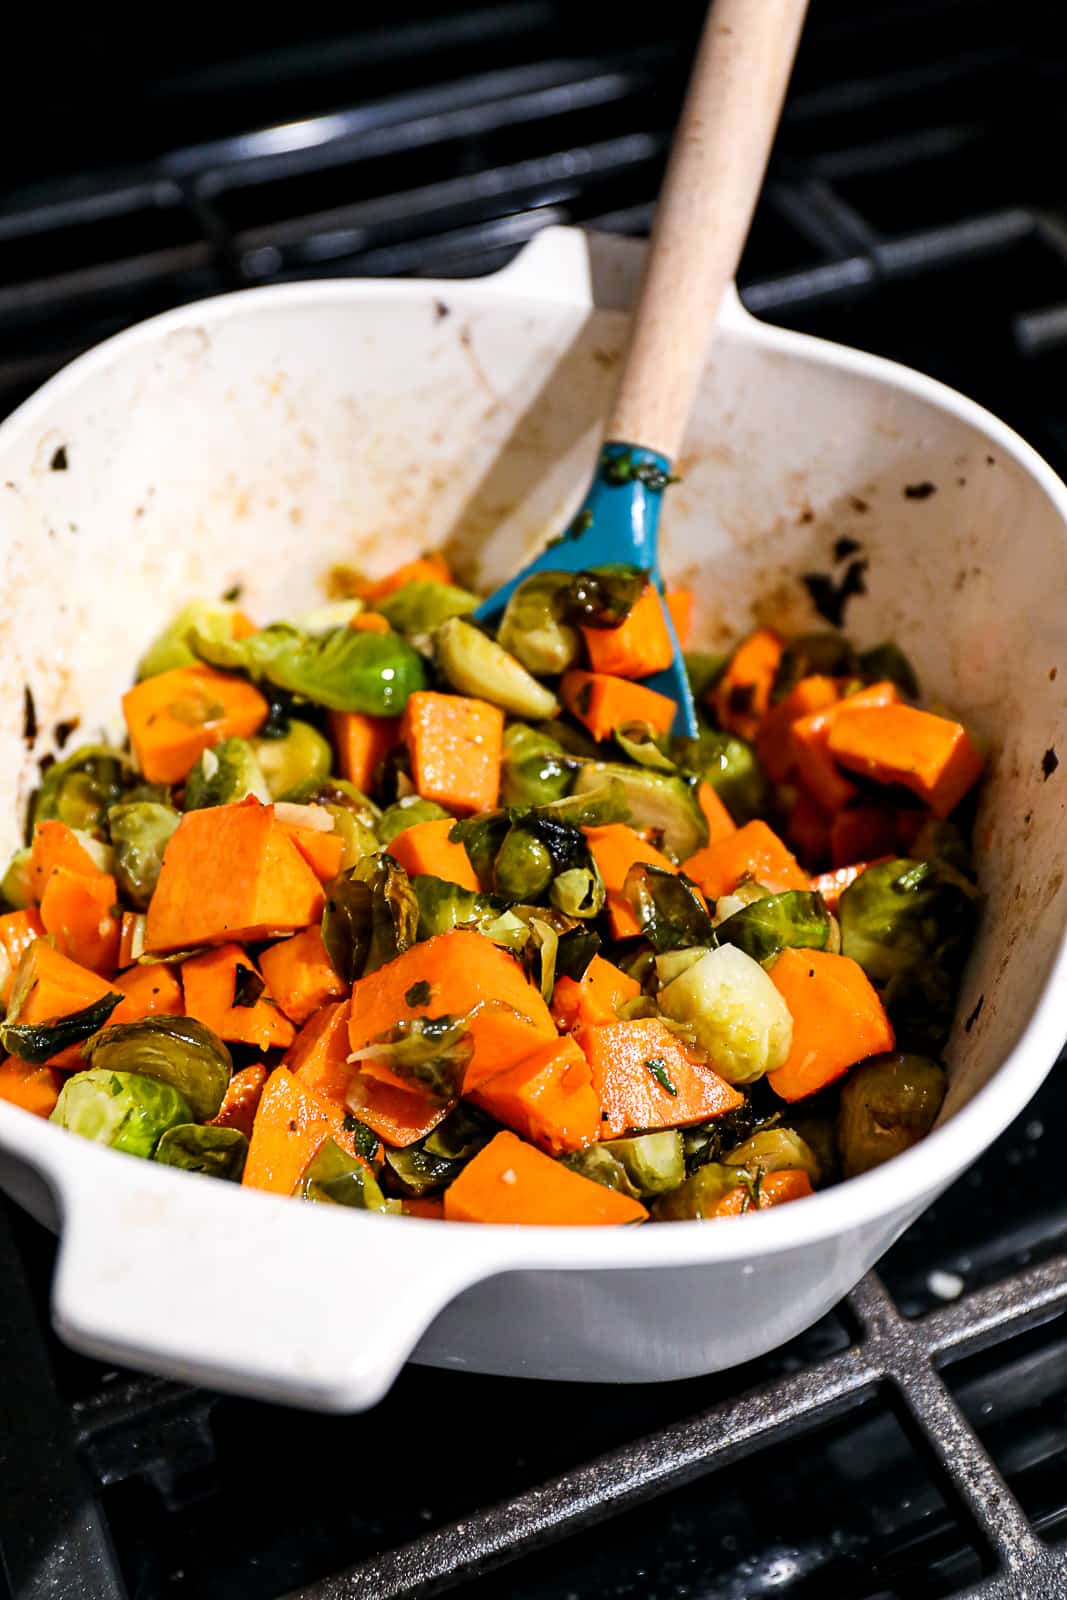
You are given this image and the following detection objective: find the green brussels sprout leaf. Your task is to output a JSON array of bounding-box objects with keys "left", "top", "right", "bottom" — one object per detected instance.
[
  {"left": 374, "top": 581, "right": 480, "bottom": 635},
  {"left": 295, "top": 1138, "right": 394, "bottom": 1211},
  {"left": 715, "top": 890, "right": 831, "bottom": 966},
  {"left": 2, "top": 991, "right": 123, "bottom": 1065},
  {"left": 155, "top": 1123, "right": 248, "bottom": 1181},
  {"left": 623, "top": 862, "right": 715, "bottom": 952},
  {"left": 384, "top": 1104, "right": 496, "bottom": 1196},
  {"left": 613, "top": 721, "right": 678, "bottom": 773},
  {"left": 193, "top": 623, "right": 426, "bottom": 715},
  {"left": 322, "top": 853, "right": 418, "bottom": 983},
  {"left": 349, "top": 1012, "right": 475, "bottom": 1104}
]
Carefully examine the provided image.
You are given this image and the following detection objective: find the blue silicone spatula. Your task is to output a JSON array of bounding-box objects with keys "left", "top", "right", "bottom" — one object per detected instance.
[{"left": 475, "top": 0, "right": 810, "bottom": 734}]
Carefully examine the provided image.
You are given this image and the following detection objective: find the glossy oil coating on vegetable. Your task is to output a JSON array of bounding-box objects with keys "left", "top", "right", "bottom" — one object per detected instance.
[{"left": 5, "top": 561, "right": 985, "bottom": 1225}]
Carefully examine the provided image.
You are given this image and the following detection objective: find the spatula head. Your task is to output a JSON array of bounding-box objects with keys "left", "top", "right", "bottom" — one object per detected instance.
[{"left": 473, "top": 442, "right": 698, "bottom": 736}]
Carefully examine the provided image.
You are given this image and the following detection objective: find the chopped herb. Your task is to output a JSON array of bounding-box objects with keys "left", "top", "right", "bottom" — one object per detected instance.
[
  {"left": 645, "top": 1057, "right": 677, "bottom": 1096},
  {"left": 232, "top": 965, "right": 266, "bottom": 1008},
  {"left": 50, "top": 445, "right": 68, "bottom": 471},
  {"left": 405, "top": 979, "right": 432, "bottom": 1007},
  {"left": 1042, "top": 747, "right": 1059, "bottom": 780},
  {"left": 903, "top": 481, "right": 937, "bottom": 500},
  {"left": 222, "top": 584, "right": 243, "bottom": 603},
  {"left": 600, "top": 451, "right": 678, "bottom": 493},
  {"left": 834, "top": 535, "right": 862, "bottom": 561}
]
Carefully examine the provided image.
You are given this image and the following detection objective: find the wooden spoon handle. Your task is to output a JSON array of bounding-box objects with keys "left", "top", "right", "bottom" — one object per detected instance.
[{"left": 606, "top": 0, "right": 809, "bottom": 460}]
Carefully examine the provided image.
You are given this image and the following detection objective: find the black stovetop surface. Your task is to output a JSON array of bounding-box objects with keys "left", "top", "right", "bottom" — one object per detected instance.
[{"left": 1, "top": 5, "right": 1066, "bottom": 1597}]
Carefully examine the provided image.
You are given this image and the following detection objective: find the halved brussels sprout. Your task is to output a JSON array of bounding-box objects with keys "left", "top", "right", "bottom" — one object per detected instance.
[
  {"left": 673, "top": 730, "right": 768, "bottom": 826},
  {"left": 252, "top": 720, "right": 332, "bottom": 802},
  {"left": 193, "top": 624, "right": 426, "bottom": 715},
  {"left": 496, "top": 572, "right": 581, "bottom": 676},
  {"left": 658, "top": 944, "right": 793, "bottom": 1084},
  {"left": 82, "top": 1016, "right": 233, "bottom": 1121},
  {"left": 571, "top": 764, "right": 704, "bottom": 860},
  {"left": 435, "top": 617, "right": 559, "bottom": 720},
  {"left": 295, "top": 1138, "right": 394, "bottom": 1211},
  {"left": 155, "top": 1123, "right": 248, "bottom": 1181},
  {"left": 322, "top": 853, "right": 418, "bottom": 982},
  {"left": 723, "top": 1127, "right": 820, "bottom": 1182},
  {"left": 31, "top": 744, "right": 130, "bottom": 835},
  {"left": 624, "top": 863, "right": 715, "bottom": 952},
  {"left": 138, "top": 600, "right": 251, "bottom": 680},
  {"left": 108, "top": 802, "right": 181, "bottom": 909},
  {"left": 377, "top": 796, "right": 451, "bottom": 847},
  {"left": 564, "top": 1130, "right": 684, "bottom": 1198},
  {"left": 837, "top": 1053, "right": 946, "bottom": 1178},
  {"left": 499, "top": 724, "right": 575, "bottom": 809},
  {"left": 715, "top": 890, "right": 831, "bottom": 966},
  {"left": 349, "top": 1013, "right": 474, "bottom": 1104},
  {"left": 1, "top": 848, "right": 33, "bottom": 910},
  {"left": 375, "top": 581, "right": 480, "bottom": 635},
  {"left": 51, "top": 1068, "right": 192, "bottom": 1158},
  {"left": 184, "top": 738, "right": 271, "bottom": 810},
  {"left": 838, "top": 858, "right": 979, "bottom": 1052},
  {"left": 857, "top": 641, "right": 920, "bottom": 700},
  {"left": 383, "top": 1104, "right": 496, "bottom": 1196},
  {"left": 1, "top": 990, "right": 123, "bottom": 1064}
]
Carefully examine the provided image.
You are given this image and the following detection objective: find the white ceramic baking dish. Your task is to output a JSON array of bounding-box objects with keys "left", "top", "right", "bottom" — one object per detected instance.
[{"left": 0, "top": 226, "right": 1065, "bottom": 1410}]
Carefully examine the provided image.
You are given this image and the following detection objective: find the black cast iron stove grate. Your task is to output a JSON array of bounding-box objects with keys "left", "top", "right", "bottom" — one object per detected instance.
[{"left": 1, "top": 3, "right": 1066, "bottom": 1596}]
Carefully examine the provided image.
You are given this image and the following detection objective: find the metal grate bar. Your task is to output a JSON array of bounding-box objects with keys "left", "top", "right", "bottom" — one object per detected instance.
[
  {"left": 292, "top": 1259, "right": 1067, "bottom": 1600},
  {"left": 0, "top": 1205, "right": 128, "bottom": 1600}
]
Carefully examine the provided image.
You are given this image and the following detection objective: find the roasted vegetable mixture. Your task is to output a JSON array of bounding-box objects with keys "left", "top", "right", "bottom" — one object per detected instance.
[{"left": 0, "top": 556, "right": 985, "bottom": 1224}]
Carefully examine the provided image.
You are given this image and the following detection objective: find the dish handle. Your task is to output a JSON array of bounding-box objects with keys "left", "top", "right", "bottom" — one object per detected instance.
[
  {"left": 49, "top": 1161, "right": 509, "bottom": 1410},
  {"left": 480, "top": 223, "right": 753, "bottom": 330}
]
